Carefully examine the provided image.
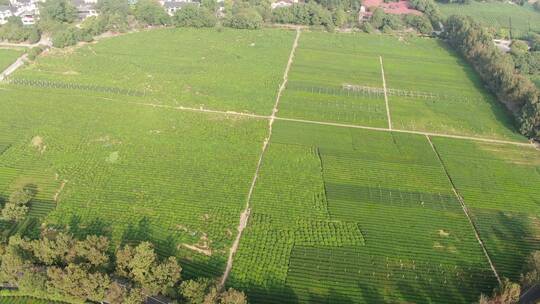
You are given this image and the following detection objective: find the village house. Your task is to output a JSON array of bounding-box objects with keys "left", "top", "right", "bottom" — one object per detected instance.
[
  {"left": 72, "top": 0, "right": 99, "bottom": 20},
  {"left": 270, "top": 0, "right": 297, "bottom": 10},
  {"left": 159, "top": 0, "right": 199, "bottom": 16}
]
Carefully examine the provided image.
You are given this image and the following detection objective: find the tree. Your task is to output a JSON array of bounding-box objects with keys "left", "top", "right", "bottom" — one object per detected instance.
[
  {"left": 47, "top": 263, "right": 111, "bottom": 302},
  {"left": 74, "top": 235, "right": 110, "bottom": 268},
  {"left": 106, "top": 282, "right": 145, "bottom": 304},
  {"left": 1, "top": 185, "right": 37, "bottom": 222},
  {"left": 97, "top": 0, "right": 129, "bottom": 16},
  {"left": 511, "top": 40, "right": 529, "bottom": 56},
  {"left": 173, "top": 4, "right": 217, "bottom": 28},
  {"left": 219, "top": 288, "right": 247, "bottom": 304},
  {"left": 180, "top": 278, "right": 213, "bottom": 304},
  {"left": 52, "top": 27, "right": 83, "bottom": 48},
  {"left": 478, "top": 279, "right": 520, "bottom": 304},
  {"left": 404, "top": 14, "right": 433, "bottom": 34},
  {"left": 225, "top": 7, "right": 263, "bottom": 29},
  {"left": 40, "top": 0, "right": 78, "bottom": 23},
  {"left": 116, "top": 242, "right": 181, "bottom": 295},
  {"left": 522, "top": 250, "right": 540, "bottom": 288},
  {"left": 133, "top": 0, "right": 170, "bottom": 25},
  {"left": 0, "top": 240, "right": 30, "bottom": 283}
]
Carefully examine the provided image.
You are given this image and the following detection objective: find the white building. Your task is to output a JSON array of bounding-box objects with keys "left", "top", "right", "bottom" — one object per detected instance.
[
  {"left": 0, "top": 5, "right": 14, "bottom": 25},
  {"left": 160, "top": 0, "right": 198, "bottom": 16},
  {"left": 271, "top": 0, "right": 297, "bottom": 10}
]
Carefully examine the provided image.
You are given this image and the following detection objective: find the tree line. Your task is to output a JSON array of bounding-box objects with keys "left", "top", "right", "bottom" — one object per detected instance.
[
  {"left": 479, "top": 250, "right": 540, "bottom": 303},
  {"left": 0, "top": 231, "right": 247, "bottom": 303},
  {"left": 444, "top": 15, "right": 540, "bottom": 140}
]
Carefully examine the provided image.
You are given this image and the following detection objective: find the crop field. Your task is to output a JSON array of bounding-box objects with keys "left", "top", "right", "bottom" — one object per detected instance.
[
  {"left": 0, "top": 85, "right": 268, "bottom": 276},
  {"left": 0, "top": 48, "right": 23, "bottom": 71},
  {"left": 279, "top": 32, "right": 523, "bottom": 141},
  {"left": 377, "top": 37, "right": 522, "bottom": 140},
  {"left": 1, "top": 27, "right": 539, "bottom": 304},
  {"left": 229, "top": 121, "right": 498, "bottom": 303},
  {"left": 12, "top": 28, "right": 295, "bottom": 114},
  {"left": 431, "top": 138, "right": 540, "bottom": 280},
  {"left": 278, "top": 32, "right": 388, "bottom": 127},
  {"left": 438, "top": 2, "right": 540, "bottom": 38}
]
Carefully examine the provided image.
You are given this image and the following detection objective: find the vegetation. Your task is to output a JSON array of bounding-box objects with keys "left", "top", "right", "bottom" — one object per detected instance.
[
  {"left": 0, "top": 49, "right": 23, "bottom": 71},
  {"left": 0, "top": 231, "right": 246, "bottom": 303},
  {"left": 173, "top": 4, "right": 217, "bottom": 28},
  {"left": 444, "top": 15, "right": 540, "bottom": 139},
  {"left": 432, "top": 137, "right": 540, "bottom": 280},
  {"left": 0, "top": 17, "right": 41, "bottom": 44},
  {"left": 230, "top": 121, "right": 497, "bottom": 303},
  {"left": 438, "top": 2, "right": 540, "bottom": 38}
]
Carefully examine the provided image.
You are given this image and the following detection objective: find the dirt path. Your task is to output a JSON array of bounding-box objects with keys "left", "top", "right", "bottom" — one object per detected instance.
[
  {"left": 110, "top": 99, "right": 533, "bottom": 148},
  {"left": 219, "top": 28, "right": 302, "bottom": 289},
  {"left": 426, "top": 135, "right": 502, "bottom": 285},
  {"left": 380, "top": 56, "right": 393, "bottom": 130},
  {"left": 0, "top": 54, "right": 27, "bottom": 81}
]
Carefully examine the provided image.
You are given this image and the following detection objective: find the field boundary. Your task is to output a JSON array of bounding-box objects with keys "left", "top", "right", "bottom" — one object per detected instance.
[
  {"left": 426, "top": 135, "right": 502, "bottom": 285},
  {"left": 0, "top": 54, "right": 27, "bottom": 81},
  {"left": 103, "top": 99, "right": 533, "bottom": 147},
  {"left": 380, "top": 56, "right": 392, "bottom": 130},
  {"left": 219, "top": 28, "right": 302, "bottom": 289}
]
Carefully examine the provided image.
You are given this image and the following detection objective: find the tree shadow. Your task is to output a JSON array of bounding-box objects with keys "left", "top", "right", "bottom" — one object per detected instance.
[{"left": 67, "top": 215, "right": 113, "bottom": 239}]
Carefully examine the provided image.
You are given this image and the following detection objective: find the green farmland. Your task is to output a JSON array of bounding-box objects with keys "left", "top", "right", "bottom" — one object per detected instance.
[
  {"left": 0, "top": 49, "right": 23, "bottom": 71},
  {"left": 438, "top": 2, "right": 540, "bottom": 38},
  {"left": 0, "top": 27, "right": 539, "bottom": 303}
]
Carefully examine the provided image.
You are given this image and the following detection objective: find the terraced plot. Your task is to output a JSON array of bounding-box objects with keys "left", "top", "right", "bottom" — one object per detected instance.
[
  {"left": 0, "top": 49, "right": 23, "bottom": 71},
  {"left": 432, "top": 138, "right": 540, "bottom": 281},
  {"left": 279, "top": 32, "right": 388, "bottom": 127},
  {"left": 229, "top": 121, "right": 497, "bottom": 303},
  {"left": 12, "top": 28, "right": 295, "bottom": 114},
  {"left": 0, "top": 86, "right": 267, "bottom": 277}
]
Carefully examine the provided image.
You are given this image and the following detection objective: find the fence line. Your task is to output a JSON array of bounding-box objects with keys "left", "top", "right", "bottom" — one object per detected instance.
[{"left": 7, "top": 78, "right": 146, "bottom": 97}]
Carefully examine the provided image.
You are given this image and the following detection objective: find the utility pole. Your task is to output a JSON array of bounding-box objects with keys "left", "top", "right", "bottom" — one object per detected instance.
[{"left": 509, "top": 16, "right": 513, "bottom": 40}]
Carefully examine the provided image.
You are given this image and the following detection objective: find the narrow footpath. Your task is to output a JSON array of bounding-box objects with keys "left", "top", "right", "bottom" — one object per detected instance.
[
  {"left": 426, "top": 135, "right": 502, "bottom": 285},
  {"left": 219, "top": 28, "right": 302, "bottom": 289}
]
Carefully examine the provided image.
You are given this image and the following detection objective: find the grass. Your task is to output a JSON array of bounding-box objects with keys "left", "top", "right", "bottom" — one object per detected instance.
[
  {"left": 0, "top": 85, "right": 267, "bottom": 277},
  {"left": 0, "top": 48, "right": 23, "bottom": 71},
  {"left": 229, "top": 120, "right": 497, "bottom": 303},
  {"left": 431, "top": 137, "right": 540, "bottom": 280},
  {"left": 438, "top": 2, "right": 540, "bottom": 38},
  {"left": 13, "top": 28, "right": 296, "bottom": 115}
]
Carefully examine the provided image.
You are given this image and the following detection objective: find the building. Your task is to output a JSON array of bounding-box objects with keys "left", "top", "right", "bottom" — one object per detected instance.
[
  {"left": 72, "top": 0, "right": 99, "bottom": 19},
  {"left": 160, "top": 0, "right": 199, "bottom": 16},
  {"left": 0, "top": 5, "right": 14, "bottom": 25},
  {"left": 270, "top": 0, "right": 297, "bottom": 10}
]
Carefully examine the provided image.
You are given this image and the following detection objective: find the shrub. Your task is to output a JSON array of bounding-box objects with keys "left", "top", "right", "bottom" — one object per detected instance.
[
  {"left": 27, "top": 46, "right": 44, "bottom": 61},
  {"left": 225, "top": 8, "right": 263, "bottom": 29},
  {"left": 404, "top": 14, "right": 433, "bottom": 34},
  {"left": 52, "top": 27, "right": 81, "bottom": 48},
  {"left": 133, "top": 0, "right": 171, "bottom": 25},
  {"left": 173, "top": 4, "right": 217, "bottom": 28}
]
